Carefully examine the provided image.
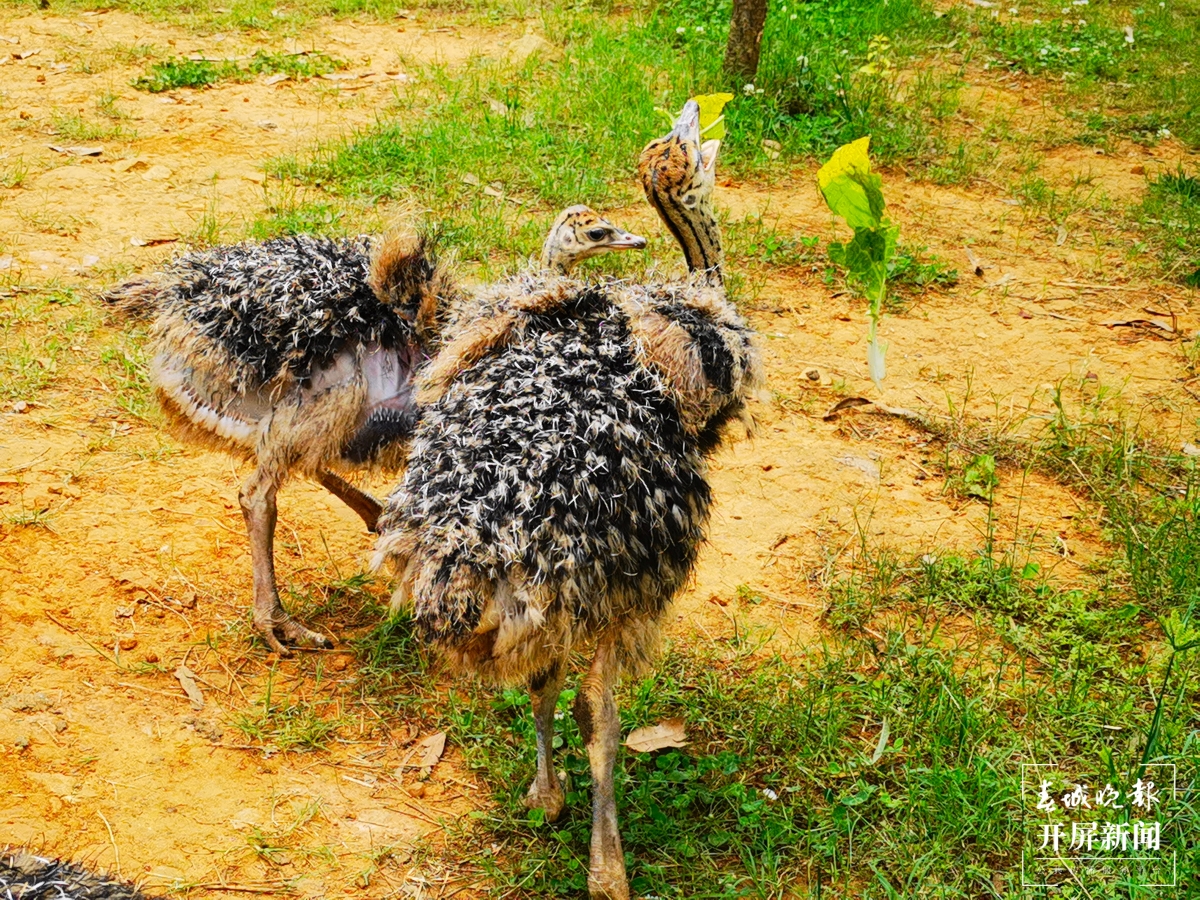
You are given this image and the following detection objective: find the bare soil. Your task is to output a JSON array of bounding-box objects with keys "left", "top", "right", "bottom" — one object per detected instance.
[{"left": 1, "top": 7, "right": 1197, "bottom": 897}]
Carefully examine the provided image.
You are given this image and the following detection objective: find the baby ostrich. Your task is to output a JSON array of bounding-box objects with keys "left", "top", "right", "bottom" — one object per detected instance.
[
  {"left": 102, "top": 209, "right": 645, "bottom": 656},
  {"left": 1, "top": 851, "right": 150, "bottom": 900},
  {"left": 373, "top": 101, "right": 761, "bottom": 899}
]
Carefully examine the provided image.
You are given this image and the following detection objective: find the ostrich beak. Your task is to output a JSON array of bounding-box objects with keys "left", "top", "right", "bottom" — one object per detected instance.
[
  {"left": 606, "top": 231, "right": 648, "bottom": 251},
  {"left": 670, "top": 100, "right": 702, "bottom": 143}
]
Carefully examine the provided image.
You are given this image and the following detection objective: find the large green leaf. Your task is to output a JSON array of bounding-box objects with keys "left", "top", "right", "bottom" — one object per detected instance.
[{"left": 693, "top": 92, "right": 734, "bottom": 141}]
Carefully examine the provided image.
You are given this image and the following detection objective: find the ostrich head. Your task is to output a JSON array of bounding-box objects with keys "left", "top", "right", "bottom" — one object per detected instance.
[
  {"left": 637, "top": 100, "right": 723, "bottom": 285},
  {"left": 539, "top": 205, "right": 648, "bottom": 274}
]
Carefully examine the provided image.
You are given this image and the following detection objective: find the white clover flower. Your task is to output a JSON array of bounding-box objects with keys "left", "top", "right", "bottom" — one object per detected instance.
[
  {"left": 1073, "top": 0, "right": 1087, "bottom": 6},
  {"left": 695, "top": 25, "right": 704, "bottom": 32},
  {"left": 743, "top": 82, "right": 756, "bottom": 94},
  {"left": 790, "top": 13, "right": 798, "bottom": 19},
  {"left": 676, "top": 26, "right": 686, "bottom": 34},
  {"left": 1009, "top": 6, "right": 1019, "bottom": 12},
  {"left": 1158, "top": 126, "right": 1172, "bottom": 138}
]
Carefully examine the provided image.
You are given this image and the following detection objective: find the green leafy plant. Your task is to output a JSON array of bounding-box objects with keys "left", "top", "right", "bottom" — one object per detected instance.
[
  {"left": 817, "top": 135, "right": 897, "bottom": 388},
  {"left": 961, "top": 453, "right": 999, "bottom": 501},
  {"left": 132, "top": 57, "right": 242, "bottom": 92}
]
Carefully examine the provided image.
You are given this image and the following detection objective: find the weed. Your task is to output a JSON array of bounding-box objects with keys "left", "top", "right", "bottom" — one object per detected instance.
[
  {"left": 51, "top": 110, "right": 135, "bottom": 143},
  {"left": 247, "top": 50, "right": 346, "bottom": 79},
  {"left": 20, "top": 210, "right": 94, "bottom": 238},
  {"left": 888, "top": 244, "right": 958, "bottom": 301},
  {"left": 0, "top": 159, "right": 29, "bottom": 190},
  {"left": 0, "top": 288, "right": 98, "bottom": 402},
  {"left": 247, "top": 197, "right": 354, "bottom": 240},
  {"left": 95, "top": 92, "right": 133, "bottom": 121},
  {"left": 231, "top": 668, "right": 346, "bottom": 751},
  {"left": 99, "top": 332, "right": 154, "bottom": 421},
  {"left": 3, "top": 507, "right": 55, "bottom": 530},
  {"left": 1135, "top": 166, "right": 1200, "bottom": 285},
  {"left": 132, "top": 50, "right": 346, "bottom": 93},
  {"left": 132, "top": 57, "right": 243, "bottom": 92}
]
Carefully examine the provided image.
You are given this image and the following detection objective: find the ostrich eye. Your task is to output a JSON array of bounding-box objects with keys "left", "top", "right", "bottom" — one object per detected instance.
[{"left": 586, "top": 228, "right": 609, "bottom": 241}]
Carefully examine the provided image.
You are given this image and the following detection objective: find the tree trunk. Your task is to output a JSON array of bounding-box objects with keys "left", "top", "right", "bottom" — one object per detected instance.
[{"left": 723, "top": 0, "right": 769, "bottom": 84}]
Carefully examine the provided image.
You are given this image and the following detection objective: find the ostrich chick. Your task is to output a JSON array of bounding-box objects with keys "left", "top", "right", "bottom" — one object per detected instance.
[
  {"left": 373, "top": 101, "right": 761, "bottom": 899},
  {"left": 103, "top": 209, "right": 646, "bottom": 655}
]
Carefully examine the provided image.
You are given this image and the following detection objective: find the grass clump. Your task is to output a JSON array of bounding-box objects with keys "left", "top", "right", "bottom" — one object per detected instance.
[
  {"left": 132, "top": 57, "right": 243, "bottom": 92},
  {"left": 1135, "top": 166, "right": 1200, "bottom": 285},
  {"left": 51, "top": 110, "right": 136, "bottom": 143},
  {"left": 231, "top": 667, "right": 346, "bottom": 751},
  {"left": 0, "top": 288, "right": 99, "bottom": 403},
  {"left": 133, "top": 50, "right": 344, "bottom": 92}
]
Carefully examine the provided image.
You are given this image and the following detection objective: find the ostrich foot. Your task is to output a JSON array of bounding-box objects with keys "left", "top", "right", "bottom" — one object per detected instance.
[{"left": 523, "top": 771, "right": 567, "bottom": 822}]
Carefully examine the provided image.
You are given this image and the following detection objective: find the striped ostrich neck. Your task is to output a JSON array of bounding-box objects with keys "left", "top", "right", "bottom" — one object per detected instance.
[
  {"left": 639, "top": 102, "right": 724, "bottom": 286},
  {"left": 647, "top": 182, "right": 723, "bottom": 285}
]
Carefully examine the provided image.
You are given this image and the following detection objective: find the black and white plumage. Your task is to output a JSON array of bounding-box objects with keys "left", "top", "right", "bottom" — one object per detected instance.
[
  {"left": 144, "top": 235, "right": 433, "bottom": 395},
  {"left": 104, "top": 232, "right": 448, "bottom": 654},
  {"left": 1, "top": 853, "right": 149, "bottom": 900},
  {"left": 377, "top": 279, "right": 756, "bottom": 668},
  {"left": 102, "top": 209, "right": 646, "bottom": 656},
  {"left": 373, "top": 101, "right": 761, "bottom": 900}
]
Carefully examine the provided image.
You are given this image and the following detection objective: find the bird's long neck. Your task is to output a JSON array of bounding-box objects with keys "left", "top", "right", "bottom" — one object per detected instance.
[
  {"left": 646, "top": 175, "right": 723, "bottom": 287},
  {"left": 539, "top": 235, "right": 571, "bottom": 275}
]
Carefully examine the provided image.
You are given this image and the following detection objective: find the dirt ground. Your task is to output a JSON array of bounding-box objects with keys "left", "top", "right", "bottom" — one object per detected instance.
[{"left": 1, "top": 6, "right": 1197, "bottom": 898}]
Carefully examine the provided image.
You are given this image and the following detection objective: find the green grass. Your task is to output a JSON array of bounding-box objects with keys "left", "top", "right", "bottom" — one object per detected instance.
[
  {"left": 325, "top": 387, "right": 1200, "bottom": 898},
  {"left": 0, "top": 159, "right": 29, "bottom": 190},
  {"left": 132, "top": 50, "right": 345, "bottom": 92},
  {"left": 0, "top": 0, "right": 441, "bottom": 32},
  {"left": 230, "top": 666, "right": 347, "bottom": 750},
  {"left": 50, "top": 110, "right": 136, "bottom": 143},
  {"left": 959, "top": 1, "right": 1200, "bottom": 148},
  {"left": 0, "top": 288, "right": 100, "bottom": 403},
  {"left": 1134, "top": 166, "right": 1200, "bottom": 285},
  {"left": 265, "top": 0, "right": 958, "bottom": 269}
]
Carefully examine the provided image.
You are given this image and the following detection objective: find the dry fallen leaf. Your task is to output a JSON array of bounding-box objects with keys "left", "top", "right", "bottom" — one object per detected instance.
[
  {"left": 836, "top": 455, "right": 881, "bottom": 482},
  {"left": 822, "top": 396, "right": 872, "bottom": 419},
  {"left": 48, "top": 144, "right": 102, "bottom": 156},
  {"left": 175, "top": 664, "right": 205, "bottom": 710},
  {"left": 625, "top": 718, "right": 687, "bottom": 753},
  {"left": 1099, "top": 316, "right": 1175, "bottom": 334},
  {"left": 415, "top": 731, "right": 446, "bottom": 768}
]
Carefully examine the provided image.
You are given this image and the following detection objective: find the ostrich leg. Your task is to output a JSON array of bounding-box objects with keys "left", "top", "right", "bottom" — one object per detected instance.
[
  {"left": 573, "top": 635, "right": 628, "bottom": 900},
  {"left": 525, "top": 658, "right": 568, "bottom": 821},
  {"left": 316, "top": 469, "right": 383, "bottom": 532},
  {"left": 239, "top": 467, "right": 332, "bottom": 654}
]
